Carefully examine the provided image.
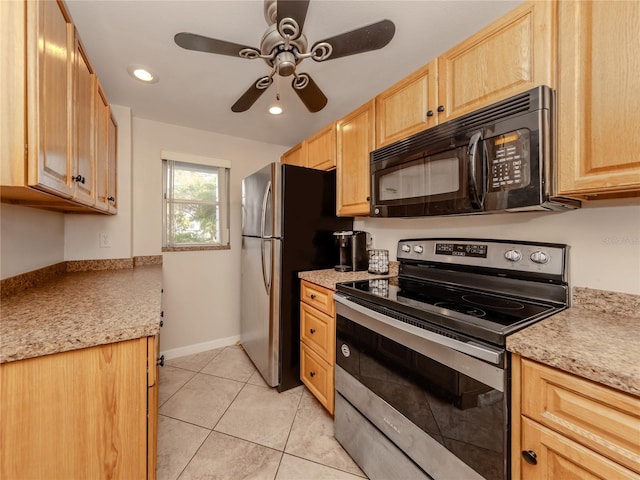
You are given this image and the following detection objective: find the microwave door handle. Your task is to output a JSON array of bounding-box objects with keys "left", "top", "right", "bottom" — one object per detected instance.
[{"left": 467, "top": 131, "right": 484, "bottom": 209}]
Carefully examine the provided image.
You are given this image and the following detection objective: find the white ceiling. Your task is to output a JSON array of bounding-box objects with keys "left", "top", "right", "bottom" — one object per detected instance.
[{"left": 65, "top": 0, "right": 522, "bottom": 148}]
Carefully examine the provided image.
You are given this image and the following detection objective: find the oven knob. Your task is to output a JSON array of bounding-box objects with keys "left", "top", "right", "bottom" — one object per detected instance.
[
  {"left": 530, "top": 250, "right": 550, "bottom": 264},
  {"left": 504, "top": 249, "right": 522, "bottom": 262},
  {"left": 401, "top": 244, "right": 411, "bottom": 253},
  {"left": 413, "top": 245, "right": 424, "bottom": 254}
]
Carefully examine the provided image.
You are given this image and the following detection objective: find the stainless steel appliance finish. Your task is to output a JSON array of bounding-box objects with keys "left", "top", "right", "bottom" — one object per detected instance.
[
  {"left": 369, "top": 86, "right": 580, "bottom": 218},
  {"left": 333, "top": 238, "right": 569, "bottom": 480},
  {"left": 240, "top": 163, "right": 352, "bottom": 391}
]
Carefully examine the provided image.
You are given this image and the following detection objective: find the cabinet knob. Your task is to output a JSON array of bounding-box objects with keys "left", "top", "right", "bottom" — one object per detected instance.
[
  {"left": 426, "top": 110, "right": 434, "bottom": 117},
  {"left": 309, "top": 371, "right": 316, "bottom": 377},
  {"left": 521, "top": 450, "right": 537, "bottom": 465},
  {"left": 156, "top": 355, "right": 165, "bottom": 367},
  {"left": 72, "top": 175, "right": 85, "bottom": 184},
  {"left": 310, "top": 294, "right": 316, "bottom": 300},
  {"left": 310, "top": 328, "right": 316, "bottom": 334},
  {"left": 437, "top": 105, "right": 445, "bottom": 113},
  {"left": 366, "top": 196, "right": 371, "bottom": 201},
  {"left": 108, "top": 196, "right": 115, "bottom": 202},
  {"left": 160, "top": 320, "right": 164, "bottom": 328}
]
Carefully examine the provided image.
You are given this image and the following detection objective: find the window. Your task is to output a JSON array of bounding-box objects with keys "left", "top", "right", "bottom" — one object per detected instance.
[{"left": 162, "top": 152, "right": 230, "bottom": 250}]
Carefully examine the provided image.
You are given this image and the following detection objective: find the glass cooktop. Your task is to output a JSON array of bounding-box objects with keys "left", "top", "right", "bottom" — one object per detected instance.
[{"left": 335, "top": 277, "right": 562, "bottom": 346}]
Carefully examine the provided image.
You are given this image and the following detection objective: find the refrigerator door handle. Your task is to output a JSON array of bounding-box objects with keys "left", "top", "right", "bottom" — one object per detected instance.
[
  {"left": 260, "top": 181, "right": 273, "bottom": 295},
  {"left": 260, "top": 180, "right": 272, "bottom": 239},
  {"left": 261, "top": 238, "right": 272, "bottom": 294}
]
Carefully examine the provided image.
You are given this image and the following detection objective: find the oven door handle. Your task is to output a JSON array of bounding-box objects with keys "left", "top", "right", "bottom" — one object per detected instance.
[
  {"left": 334, "top": 294, "right": 504, "bottom": 367},
  {"left": 467, "top": 131, "right": 486, "bottom": 210}
]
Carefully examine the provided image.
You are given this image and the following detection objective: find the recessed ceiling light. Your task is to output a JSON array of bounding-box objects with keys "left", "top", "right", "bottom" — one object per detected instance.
[{"left": 127, "top": 64, "right": 159, "bottom": 83}]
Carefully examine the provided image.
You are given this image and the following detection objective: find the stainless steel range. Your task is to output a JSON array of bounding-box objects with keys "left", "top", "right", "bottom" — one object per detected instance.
[{"left": 333, "top": 238, "right": 569, "bottom": 480}]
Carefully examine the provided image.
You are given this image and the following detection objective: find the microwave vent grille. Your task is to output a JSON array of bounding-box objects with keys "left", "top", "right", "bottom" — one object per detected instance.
[{"left": 372, "top": 86, "right": 549, "bottom": 163}]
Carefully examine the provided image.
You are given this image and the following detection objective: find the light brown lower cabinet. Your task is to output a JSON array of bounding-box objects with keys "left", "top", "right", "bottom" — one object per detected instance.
[
  {"left": 300, "top": 280, "right": 336, "bottom": 414},
  {"left": 0, "top": 336, "right": 159, "bottom": 480},
  {"left": 511, "top": 355, "right": 640, "bottom": 480}
]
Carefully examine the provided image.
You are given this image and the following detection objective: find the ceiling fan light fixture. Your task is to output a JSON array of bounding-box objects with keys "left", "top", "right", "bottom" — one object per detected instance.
[
  {"left": 127, "top": 64, "right": 159, "bottom": 83},
  {"left": 268, "top": 93, "right": 284, "bottom": 115}
]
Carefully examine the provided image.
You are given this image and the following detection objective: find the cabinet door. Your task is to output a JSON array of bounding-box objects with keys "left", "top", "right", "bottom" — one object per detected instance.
[
  {"left": 306, "top": 123, "right": 336, "bottom": 170},
  {"left": 375, "top": 60, "right": 438, "bottom": 148},
  {"left": 107, "top": 113, "right": 118, "bottom": 213},
  {"left": 72, "top": 36, "right": 96, "bottom": 206},
  {"left": 147, "top": 335, "right": 159, "bottom": 480},
  {"left": 28, "top": 0, "right": 74, "bottom": 198},
  {"left": 437, "top": 1, "right": 554, "bottom": 123},
  {"left": 336, "top": 100, "right": 375, "bottom": 216},
  {"left": 557, "top": 1, "right": 640, "bottom": 197},
  {"left": 0, "top": 339, "right": 148, "bottom": 480},
  {"left": 520, "top": 418, "right": 639, "bottom": 480},
  {"left": 281, "top": 142, "right": 306, "bottom": 167},
  {"left": 300, "top": 342, "right": 334, "bottom": 414},
  {"left": 94, "top": 81, "right": 109, "bottom": 211}
]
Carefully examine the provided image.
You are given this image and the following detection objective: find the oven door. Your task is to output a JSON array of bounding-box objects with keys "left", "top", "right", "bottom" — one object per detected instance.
[{"left": 334, "top": 295, "right": 509, "bottom": 480}]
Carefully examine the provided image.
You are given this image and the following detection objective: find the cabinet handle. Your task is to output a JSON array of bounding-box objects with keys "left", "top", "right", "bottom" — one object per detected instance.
[
  {"left": 437, "top": 105, "right": 445, "bottom": 113},
  {"left": 156, "top": 355, "right": 165, "bottom": 367},
  {"left": 72, "top": 175, "right": 85, "bottom": 184},
  {"left": 426, "top": 110, "right": 434, "bottom": 117},
  {"left": 108, "top": 196, "right": 115, "bottom": 202},
  {"left": 310, "top": 328, "right": 316, "bottom": 334},
  {"left": 310, "top": 294, "right": 316, "bottom": 300},
  {"left": 309, "top": 371, "right": 316, "bottom": 377},
  {"left": 160, "top": 320, "right": 164, "bottom": 327},
  {"left": 521, "top": 450, "right": 537, "bottom": 465}
]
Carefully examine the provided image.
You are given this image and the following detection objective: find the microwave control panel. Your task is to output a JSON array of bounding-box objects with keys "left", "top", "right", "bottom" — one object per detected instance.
[{"left": 486, "top": 129, "right": 530, "bottom": 191}]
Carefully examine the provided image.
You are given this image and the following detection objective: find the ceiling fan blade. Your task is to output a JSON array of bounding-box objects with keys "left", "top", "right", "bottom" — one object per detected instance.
[
  {"left": 276, "top": 0, "right": 310, "bottom": 36},
  {"left": 311, "top": 19, "right": 396, "bottom": 61},
  {"left": 292, "top": 74, "right": 327, "bottom": 113},
  {"left": 231, "top": 76, "right": 273, "bottom": 112},
  {"left": 174, "top": 32, "right": 256, "bottom": 57}
]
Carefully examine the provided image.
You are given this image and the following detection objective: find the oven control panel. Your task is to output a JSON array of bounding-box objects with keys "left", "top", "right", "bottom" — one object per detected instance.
[{"left": 397, "top": 239, "right": 566, "bottom": 276}]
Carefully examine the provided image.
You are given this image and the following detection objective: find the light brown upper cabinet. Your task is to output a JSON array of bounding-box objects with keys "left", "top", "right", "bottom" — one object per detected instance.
[
  {"left": 306, "top": 123, "right": 336, "bottom": 170},
  {"left": 437, "top": 1, "right": 554, "bottom": 123},
  {"left": 0, "top": 0, "right": 116, "bottom": 214},
  {"left": 72, "top": 34, "right": 96, "bottom": 207},
  {"left": 281, "top": 142, "right": 307, "bottom": 167},
  {"left": 107, "top": 113, "right": 118, "bottom": 213},
  {"left": 375, "top": 60, "right": 438, "bottom": 149},
  {"left": 336, "top": 100, "right": 375, "bottom": 216},
  {"left": 556, "top": 0, "right": 640, "bottom": 198},
  {"left": 95, "top": 81, "right": 110, "bottom": 212}
]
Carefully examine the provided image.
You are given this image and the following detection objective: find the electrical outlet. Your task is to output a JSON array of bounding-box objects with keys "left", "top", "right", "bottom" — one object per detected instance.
[{"left": 99, "top": 233, "right": 112, "bottom": 248}]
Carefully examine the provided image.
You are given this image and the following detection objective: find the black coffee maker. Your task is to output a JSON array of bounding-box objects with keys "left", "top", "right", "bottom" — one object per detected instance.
[{"left": 333, "top": 231, "right": 369, "bottom": 272}]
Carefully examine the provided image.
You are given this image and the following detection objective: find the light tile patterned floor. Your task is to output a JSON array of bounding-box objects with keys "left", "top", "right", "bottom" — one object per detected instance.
[{"left": 158, "top": 345, "right": 366, "bottom": 480}]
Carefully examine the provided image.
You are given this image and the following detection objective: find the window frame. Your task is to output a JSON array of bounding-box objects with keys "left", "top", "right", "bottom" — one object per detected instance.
[{"left": 162, "top": 153, "right": 231, "bottom": 252}]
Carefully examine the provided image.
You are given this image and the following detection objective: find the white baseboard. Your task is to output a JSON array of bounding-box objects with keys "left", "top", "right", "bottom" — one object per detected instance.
[{"left": 161, "top": 335, "right": 242, "bottom": 360}]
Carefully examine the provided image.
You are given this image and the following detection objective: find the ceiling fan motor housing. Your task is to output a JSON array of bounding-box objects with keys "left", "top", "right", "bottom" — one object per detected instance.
[{"left": 260, "top": 24, "right": 308, "bottom": 76}]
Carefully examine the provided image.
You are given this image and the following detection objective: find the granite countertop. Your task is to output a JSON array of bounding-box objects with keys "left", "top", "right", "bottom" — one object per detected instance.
[
  {"left": 298, "top": 262, "right": 399, "bottom": 290},
  {"left": 0, "top": 265, "right": 162, "bottom": 363},
  {"left": 507, "top": 287, "right": 640, "bottom": 397}
]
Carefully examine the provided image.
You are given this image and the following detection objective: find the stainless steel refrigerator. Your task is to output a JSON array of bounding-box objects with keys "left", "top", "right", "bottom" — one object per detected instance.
[{"left": 240, "top": 163, "right": 352, "bottom": 392}]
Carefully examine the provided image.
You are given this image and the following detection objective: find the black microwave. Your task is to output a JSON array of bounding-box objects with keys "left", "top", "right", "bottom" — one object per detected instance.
[{"left": 370, "top": 86, "right": 580, "bottom": 217}]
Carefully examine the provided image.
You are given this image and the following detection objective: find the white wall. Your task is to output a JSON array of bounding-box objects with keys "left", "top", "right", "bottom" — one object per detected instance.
[
  {"left": 355, "top": 198, "right": 640, "bottom": 295},
  {"left": 65, "top": 105, "right": 133, "bottom": 260},
  {"left": 132, "top": 117, "right": 287, "bottom": 351},
  {"left": 0, "top": 204, "right": 65, "bottom": 279}
]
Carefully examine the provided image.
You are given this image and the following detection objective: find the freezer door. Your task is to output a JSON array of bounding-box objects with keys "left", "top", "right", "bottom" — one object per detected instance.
[
  {"left": 241, "top": 163, "right": 281, "bottom": 238},
  {"left": 240, "top": 235, "right": 282, "bottom": 387}
]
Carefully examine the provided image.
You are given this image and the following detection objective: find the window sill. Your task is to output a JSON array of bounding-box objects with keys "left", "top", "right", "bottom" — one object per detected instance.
[{"left": 162, "top": 245, "right": 230, "bottom": 253}]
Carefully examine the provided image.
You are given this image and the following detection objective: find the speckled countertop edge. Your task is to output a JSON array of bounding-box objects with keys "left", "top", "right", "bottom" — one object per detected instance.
[
  {"left": 0, "top": 265, "right": 162, "bottom": 363},
  {"left": 298, "top": 262, "right": 399, "bottom": 290},
  {"left": 507, "top": 287, "right": 640, "bottom": 396}
]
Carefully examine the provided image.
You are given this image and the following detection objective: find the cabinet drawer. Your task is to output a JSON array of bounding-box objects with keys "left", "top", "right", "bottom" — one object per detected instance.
[
  {"left": 300, "top": 302, "right": 335, "bottom": 363},
  {"left": 520, "top": 417, "right": 639, "bottom": 480},
  {"left": 521, "top": 358, "right": 640, "bottom": 474},
  {"left": 301, "top": 280, "right": 335, "bottom": 317},
  {"left": 300, "top": 342, "right": 334, "bottom": 414}
]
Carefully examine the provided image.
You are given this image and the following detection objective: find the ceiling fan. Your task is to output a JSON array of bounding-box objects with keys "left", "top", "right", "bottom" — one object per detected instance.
[{"left": 174, "top": 0, "right": 395, "bottom": 113}]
